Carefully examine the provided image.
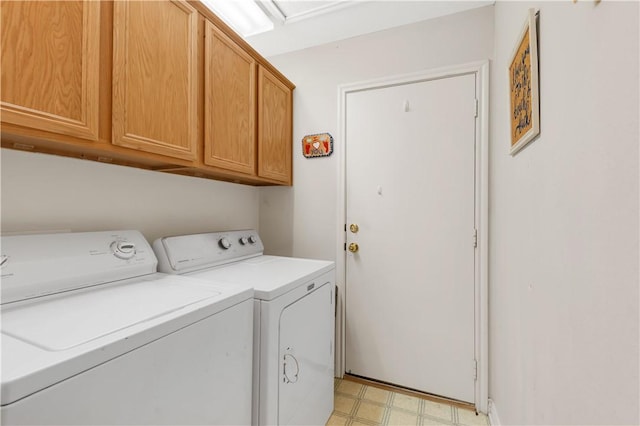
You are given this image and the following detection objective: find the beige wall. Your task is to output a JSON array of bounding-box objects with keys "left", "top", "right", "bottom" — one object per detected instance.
[
  {"left": 259, "top": 5, "right": 495, "bottom": 261},
  {"left": 1, "top": 149, "right": 259, "bottom": 242},
  {"left": 489, "top": 1, "right": 639, "bottom": 424}
]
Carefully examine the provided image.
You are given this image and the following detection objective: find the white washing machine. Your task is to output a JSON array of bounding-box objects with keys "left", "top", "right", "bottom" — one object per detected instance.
[
  {"left": 0, "top": 230, "right": 254, "bottom": 425},
  {"left": 153, "top": 230, "right": 335, "bottom": 426}
]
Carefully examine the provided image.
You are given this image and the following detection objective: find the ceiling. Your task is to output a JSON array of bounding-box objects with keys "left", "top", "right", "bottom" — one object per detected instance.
[{"left": 246, "top": 1, "right": 494, "bottom": 58}]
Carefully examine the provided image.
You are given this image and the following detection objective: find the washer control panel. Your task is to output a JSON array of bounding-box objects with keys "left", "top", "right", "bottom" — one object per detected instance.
[
  {"left": 1, "top": 230, "right": 156, "bottom": 304},
  {"left": 154, "top": 229, "right": 264, "bottom": 274}
]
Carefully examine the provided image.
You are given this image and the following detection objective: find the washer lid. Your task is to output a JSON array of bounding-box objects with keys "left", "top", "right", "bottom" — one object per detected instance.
[
  {"left": 1, "top": 273, "right": 253, "bottom": 406},
  {"left": 2, "top": 275, "right": 221, "bottom": 351},
  {"left": 189, "top": 256, "right": 334, "bottom": 301}
]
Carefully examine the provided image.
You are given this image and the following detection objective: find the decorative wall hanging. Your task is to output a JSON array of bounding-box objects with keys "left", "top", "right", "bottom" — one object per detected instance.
[
  {"left": 302, "top": 133, "right": 333, "bottom": 158},
  {"left": 509, "top": 8, "right": 540, "bottom": 155}
]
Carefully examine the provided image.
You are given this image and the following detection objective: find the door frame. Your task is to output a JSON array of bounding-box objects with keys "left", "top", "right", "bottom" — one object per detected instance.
[{"left": 335, "top": 61, "right": 489, "bottom": 413}]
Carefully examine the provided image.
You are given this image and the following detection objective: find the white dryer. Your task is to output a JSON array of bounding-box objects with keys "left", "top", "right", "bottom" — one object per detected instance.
[
  {"left": 0, "top": 230, "right": 253, "bottom": 425},
  {"left": 153, "top": 230, "right": 335, "bottom": 426}
]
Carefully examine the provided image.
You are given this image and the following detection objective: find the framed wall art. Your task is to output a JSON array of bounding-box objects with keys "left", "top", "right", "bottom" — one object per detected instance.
[
  {"left": 302, "top": 133, "right": 333, "bottom": 158},
  {"left": 509, "top": 8, "right": 540, "bottom": 155}
]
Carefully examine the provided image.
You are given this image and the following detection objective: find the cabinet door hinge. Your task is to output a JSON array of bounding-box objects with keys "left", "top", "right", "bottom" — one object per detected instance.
[
  {"left": 473, "top": 229, "right": 478, "bottom": 248},
  {"left": 474, "top": 98, "right": 479, "bottom": 118},
  {"left": 473, "top": 359, "right": 478, "bottom": 380}
]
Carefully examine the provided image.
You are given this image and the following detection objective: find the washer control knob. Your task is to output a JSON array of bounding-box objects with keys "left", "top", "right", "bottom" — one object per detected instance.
[
  {"left": 219, "top": 237, "right": 231, "bottom": 250},
  {"left": 248, "top": 235, "right": 258, "bottom": 244},
  {"left": 111, "top": 241, "right": 136, "bottom": 260},
  {"left": 239, "top": 237, "right": 249, "bottom": 245}
]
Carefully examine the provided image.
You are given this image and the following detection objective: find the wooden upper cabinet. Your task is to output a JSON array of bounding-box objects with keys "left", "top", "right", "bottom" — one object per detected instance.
[
  {"left": 204, "top": 22, "right": 256, "bottom": 175},
  {"left": 258, "top": 67, "right": 292, "bottom": 185},
  {"left": 1, "top": 0, "right": 294, "bottom": 185},
  {"left": 112, "top": 0, "right": 198, "bottom": 161},
  {"left": 1, "top": 1, "right": 100, "bottom": 141}
]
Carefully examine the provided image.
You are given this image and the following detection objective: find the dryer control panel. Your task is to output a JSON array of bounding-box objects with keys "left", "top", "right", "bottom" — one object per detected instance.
[
  {"left": 1, "top": 230, "right": 156, "bottom": 304},
  {"left": 153, "top": 230, "right": 264, "bottom": 274}
]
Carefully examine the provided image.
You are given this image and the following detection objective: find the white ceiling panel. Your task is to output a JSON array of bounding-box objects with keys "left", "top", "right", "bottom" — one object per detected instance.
[
  {"left": 247, "top": 1, "right": 494, "bottom": 57},
  {"left": 272, "top": 1, "right": 354, "bottom": 21}
]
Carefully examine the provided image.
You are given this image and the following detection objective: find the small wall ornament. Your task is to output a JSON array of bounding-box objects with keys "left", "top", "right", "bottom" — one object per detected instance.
[{"left": 302, "top": 133, "right": 333, "bottom": 158}]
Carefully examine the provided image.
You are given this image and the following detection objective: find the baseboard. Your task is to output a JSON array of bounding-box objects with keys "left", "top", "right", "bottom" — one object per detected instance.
[{"left": 488, "top": 399, "right": 501, "bottom": 426}]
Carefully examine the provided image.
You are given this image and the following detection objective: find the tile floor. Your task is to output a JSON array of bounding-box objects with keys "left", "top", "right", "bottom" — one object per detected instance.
[{"left": 327, "top": 377, "right": 489, "bottom": 426}]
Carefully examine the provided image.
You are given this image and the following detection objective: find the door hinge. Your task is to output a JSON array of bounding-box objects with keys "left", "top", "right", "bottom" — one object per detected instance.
[
  {"left": 474, "top": 98, "right": 479, "bottom": 118},
  {"left": 473, "top": 229, "right": 478, "bottom": 248},
  {"left": 473, "top": 359, "right": 478, "bottom": 380}
]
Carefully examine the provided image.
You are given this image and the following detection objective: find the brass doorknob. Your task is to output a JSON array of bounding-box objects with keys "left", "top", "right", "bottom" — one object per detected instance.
[
  {"left": 349, "top": 224, "right": 359, "bottom": 233},
  {"left": 348, "top": 243, "right": 359, "bottom": 253}
]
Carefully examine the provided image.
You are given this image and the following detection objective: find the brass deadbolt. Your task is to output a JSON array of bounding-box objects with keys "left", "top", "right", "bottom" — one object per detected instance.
[{"left": 349, "top": 224, "right": 359, "bottom": 233}]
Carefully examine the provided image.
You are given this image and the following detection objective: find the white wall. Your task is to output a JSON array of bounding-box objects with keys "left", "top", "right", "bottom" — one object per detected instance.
[
  {"left": 261, "top": 1, "right": 640, "bottom": 423},
  {"left": 489, "top": 2, "right": 639, "bottom": 425},
  {"left": 259, "top": 5, "right": 495, "bottom": 260},
  {"left": 1, "top": 149, "right": 259, "bottom": 243}
]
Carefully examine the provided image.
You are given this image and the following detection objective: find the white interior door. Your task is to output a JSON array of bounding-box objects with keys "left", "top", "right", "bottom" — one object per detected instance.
[{"left": 345, "top": 73, "right": 477, "bottom": 403}]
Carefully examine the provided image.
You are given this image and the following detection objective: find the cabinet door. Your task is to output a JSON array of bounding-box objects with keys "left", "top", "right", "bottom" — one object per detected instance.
[
  {"left": 1, "top": 1, "right": 100, "bottom": 141},
  {"left": 204, "top": 23, "right": 256, "bottom": 175},
  {"left": 258, "top": 67, "right": 292, "bottom": 185},
  {"left": 112, "top": 0, "right": 198, "bottom": 161}
]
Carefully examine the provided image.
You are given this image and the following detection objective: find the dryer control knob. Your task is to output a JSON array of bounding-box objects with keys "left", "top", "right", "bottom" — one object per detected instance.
[
  {"left": 111, "top": 241, "right": 136, "bottom": 260},
  {"left": 239, "top": 237, "right": 249, "bottom": 245},
  {"left": 248, "top": 235, "right": 258, "bottom": 244},
  {"left": 219, "top": 237, "right": 232, "bottom": 250}
]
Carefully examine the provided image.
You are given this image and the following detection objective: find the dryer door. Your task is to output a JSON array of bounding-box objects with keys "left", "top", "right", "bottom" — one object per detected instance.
[{"left": 278, "top": 282, "right": 333, "bottom": 425}]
